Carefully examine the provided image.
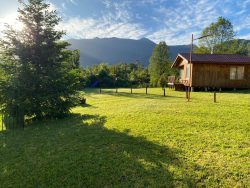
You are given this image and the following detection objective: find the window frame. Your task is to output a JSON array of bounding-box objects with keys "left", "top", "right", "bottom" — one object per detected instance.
[{"left": 230, "top": 66, "right": 245, "bottom": 80}]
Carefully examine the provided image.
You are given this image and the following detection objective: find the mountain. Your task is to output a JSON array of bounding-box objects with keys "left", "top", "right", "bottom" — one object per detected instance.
[{"left": 67, "top": 38, "right": 190, "bottom": 67}]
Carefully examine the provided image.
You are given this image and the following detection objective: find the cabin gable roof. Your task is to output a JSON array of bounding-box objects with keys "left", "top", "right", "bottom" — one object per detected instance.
[{"left": 172, "top": 53, "right": 250, "bottom": 68}]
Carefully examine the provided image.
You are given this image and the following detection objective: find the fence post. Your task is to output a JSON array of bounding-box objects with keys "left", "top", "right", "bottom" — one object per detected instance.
[
  {"left": 163, "top": 88, "right": 166, "bottom": 97},
  {"left": 188, "top": 87, "right": 191, "bottom": 101},
  {"left": 214, "top": 91, "right": 217, "bottom": 103},
  {"left": 185, "top": 87, "right": 188, "bottom": 99},
  {"left": 146, "top": 87, "right": 148, "bottom": 95}
]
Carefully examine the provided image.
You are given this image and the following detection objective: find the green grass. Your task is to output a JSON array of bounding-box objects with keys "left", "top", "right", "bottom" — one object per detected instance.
[{"left": 0, "top": 88, "right": 249, "bottom": 187}]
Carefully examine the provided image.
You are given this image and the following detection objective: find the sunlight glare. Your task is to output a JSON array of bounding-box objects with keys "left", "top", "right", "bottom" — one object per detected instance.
[{"left": 0, "top": 12, "right": 23, "bottom": 31}]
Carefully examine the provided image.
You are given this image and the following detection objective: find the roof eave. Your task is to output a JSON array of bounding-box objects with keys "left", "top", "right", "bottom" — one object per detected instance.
[{"left": 171, "top": 53, "right": 190, "bottom": 68}]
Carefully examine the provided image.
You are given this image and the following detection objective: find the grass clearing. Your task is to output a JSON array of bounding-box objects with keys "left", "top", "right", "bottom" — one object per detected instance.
[{"left": 0, "top": 88, "right": 249, "bottom": 187}]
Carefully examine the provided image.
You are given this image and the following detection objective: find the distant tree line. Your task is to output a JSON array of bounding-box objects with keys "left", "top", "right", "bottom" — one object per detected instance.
[
  {"left": 81, "top": 41, "right": 177, "bottom": 89},
  {"left": 82, "top": 63, "right": 150, "bottom": 88}
]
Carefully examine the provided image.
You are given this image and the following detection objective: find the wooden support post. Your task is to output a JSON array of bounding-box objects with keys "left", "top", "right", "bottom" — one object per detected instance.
[
  {"left": 131, "top": 87, "right": 132, "bottom": 94},
  {"left": 188, "top": 87, "right": 191, "bottom": 102},
  {"left": 185, "top": 87, "right": 188, "bottom": 99},
  {"left": 163, "top": 88, "right": 166, "bottom": 97},
  {"left": 146, "top": 87, "right": 148, "bottom": 95},
  {"left": 214, "top": 91, "right": 216, "bottom": 103}
]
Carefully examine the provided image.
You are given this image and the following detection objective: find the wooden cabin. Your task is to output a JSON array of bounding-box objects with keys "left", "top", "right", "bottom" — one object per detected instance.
[{"left": 172, "top": 53, "right": 250, "bottom": 89}]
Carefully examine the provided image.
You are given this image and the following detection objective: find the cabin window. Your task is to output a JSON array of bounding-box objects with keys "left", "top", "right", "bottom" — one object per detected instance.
[
  {"left": 230, "top": 66, "right": 244, "bottom": 80},
  {"left": 186, "top": 64, "right": 190, "bottom": 79}
]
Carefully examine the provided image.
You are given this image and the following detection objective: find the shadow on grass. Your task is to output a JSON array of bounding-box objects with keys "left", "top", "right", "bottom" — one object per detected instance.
[
  {"left": 220, "top": 89, "right": 250, "bottom": 94},
  {"left": 84, "top": 88, "right": 184, "bottom": 100},
  {"left": 80, "top": 103, "right": 98, "bottom": 109},
  {"left": 0, "top": 114, "right": 196, "bottom": 187}
]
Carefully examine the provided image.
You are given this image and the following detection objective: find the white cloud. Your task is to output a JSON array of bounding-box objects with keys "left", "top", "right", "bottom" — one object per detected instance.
[
  {"left": 1, "top": 0, "right": 250, "bottom": 45},
  {"left": 103, "top": 0, "right": 112, "bottom": 8},
  {"left": 147, "top": 28, "right": 200, "bottom": 45},
  {"left": 61, "top": 2, "right": 67, "bottom": 10},
  {"left": 59, "top": 0, "right": 147, "bottom": 40},
  {"left": 234, "top": 16, "right": 250, "bottom": 34},
  {"left": 68, "top": 0, "right": 77, "bottom": 5},
  {"left": 238, "top": 33, "right": 250, "bottom": 40},
  {"left": 236, "top": 30, "right": 250, "bottom": 39},
  {"left": 59, "top": 0, "right": 230, "bottom": 45},
  {"left": 59, "top": 17, "right": 147, "bottom": 40},
  {"left": 101, "top": 0, "right": 132, "bottom": 22},
  {"left": 46, "top": 1, "right": 60, "bottom": 11},
  {"left": 147, "top": 0, "right": 222, "bottom": 44}
]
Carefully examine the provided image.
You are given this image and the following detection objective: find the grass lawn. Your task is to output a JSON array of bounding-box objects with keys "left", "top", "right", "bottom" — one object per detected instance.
[{"left": 0, "top": 88, "right": 249, "bottom": 187}]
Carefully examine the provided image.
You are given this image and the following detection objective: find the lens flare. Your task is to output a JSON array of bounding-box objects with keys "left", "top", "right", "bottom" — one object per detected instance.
[{"left": 0, "top": 12, "right": 23, "bottom": 31}]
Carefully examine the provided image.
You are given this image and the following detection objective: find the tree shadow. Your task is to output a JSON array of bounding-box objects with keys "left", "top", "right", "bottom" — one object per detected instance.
[
  {"left": 106, "top": 91, "right": 185, "bottom": 100},
  {"left": 84, "top": 88, "right": 184, "bottom": 100},
  {"left": 220, "top": 89, "right": 250, "bottom": 94},
  {"left": 0, "top": 114, "right": 197, "bottom": 187},
  {"left": 80, "top": 103, "right": 98, "bottom": 108}
]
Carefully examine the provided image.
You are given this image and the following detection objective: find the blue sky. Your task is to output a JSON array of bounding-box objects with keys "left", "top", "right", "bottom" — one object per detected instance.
[{"left": 1, "top": 0, "right": 250, "bottom": 45}]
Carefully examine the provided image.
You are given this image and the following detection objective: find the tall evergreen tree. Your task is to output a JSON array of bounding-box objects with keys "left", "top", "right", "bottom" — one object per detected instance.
[
  {"left": 0, "top": 0, "right": 82, "bottom": 123},
  {"left": 148, "top": 42, "right": 171, "bottom": 87}
]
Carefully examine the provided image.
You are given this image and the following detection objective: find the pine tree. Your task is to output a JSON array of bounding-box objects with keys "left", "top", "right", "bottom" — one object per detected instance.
[
  {"left": 0, "top": 0, "right": 83, "bottom": 124},
  {"left": 148, "top": 42, "right": 171, "bottom": 87}
]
